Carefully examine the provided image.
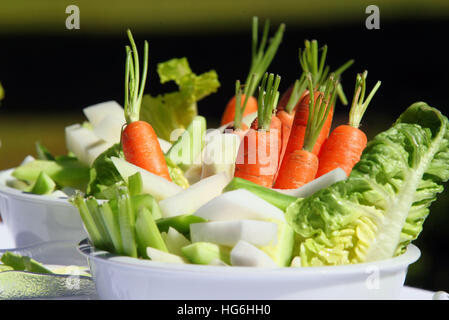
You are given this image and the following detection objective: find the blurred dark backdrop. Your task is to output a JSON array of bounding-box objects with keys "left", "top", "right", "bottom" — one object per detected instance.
[{"left": 0, "top": 0, "right": 448, "bottom": 293}]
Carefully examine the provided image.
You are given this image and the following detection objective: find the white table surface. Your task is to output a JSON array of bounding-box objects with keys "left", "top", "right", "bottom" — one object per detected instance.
[{"left": 0, "top": 223, "right": 438, "bottom": 300}]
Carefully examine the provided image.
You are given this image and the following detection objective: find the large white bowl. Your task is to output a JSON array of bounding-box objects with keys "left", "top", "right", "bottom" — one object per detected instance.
[
  {"left": 78, "top": 239, "right": 421, "bottom": 300},
  {"left": 0, "top": 169, "right": 86, "bottom": 247}
]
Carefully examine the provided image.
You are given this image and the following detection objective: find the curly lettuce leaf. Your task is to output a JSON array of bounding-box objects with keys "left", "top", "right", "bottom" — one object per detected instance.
[
  {"left": 87, "top": 143, "right": 125, "bottom": 197},
  {"left": 286, "top": 102, "right": 449, "bottom": 266},
  {"left": 140, "top": 58, "right": 220, "bottom": 141}
]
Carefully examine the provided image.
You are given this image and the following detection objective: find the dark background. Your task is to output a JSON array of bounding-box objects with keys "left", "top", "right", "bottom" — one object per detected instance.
[{"left": 0, "top": 1, "right": 448, "bottom": 292}]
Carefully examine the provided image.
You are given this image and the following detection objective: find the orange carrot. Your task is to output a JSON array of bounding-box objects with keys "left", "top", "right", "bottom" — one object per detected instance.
[
  {"left": 121, "top": 30, "right": 171, "bottom": 181},
  {"left": 234, "top": 73, "right": 282, "bottom": 188},
  {"left": 317, "top": 71, "right": 381, "bottom": 177},
  {"left": 274, "top": 74, "right": 339, "bottom": 189},
  {"left": 221, "top": 17, "right": 284, "bottom": 128}
]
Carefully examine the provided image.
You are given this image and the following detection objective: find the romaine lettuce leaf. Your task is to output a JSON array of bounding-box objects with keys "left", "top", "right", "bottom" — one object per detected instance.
[
  {"left": 140, "top": 58, "right": 220, "bottom": 141},
  {"left": 286, "top": 102, "right": 449, "bottom": 266},
  {"left": 87, "top": 143, "right": 125, "bottom": 198}
]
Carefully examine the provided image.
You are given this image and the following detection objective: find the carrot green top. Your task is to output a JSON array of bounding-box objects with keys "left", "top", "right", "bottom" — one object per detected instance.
[
  {"left": 124, "top": 29, "right": 149, "bottom": 124},
  {"left": 348, "top": 71, "right": 381, "bottom": 128},
  {"left": 233, "top": 17, "right": 285, "bottom": 128},
  {"left": 257, "top": 73, "right": 281, "bottom": 131},
  {"left": 303, "top": 73, "right": 339, "bottom": 152}
]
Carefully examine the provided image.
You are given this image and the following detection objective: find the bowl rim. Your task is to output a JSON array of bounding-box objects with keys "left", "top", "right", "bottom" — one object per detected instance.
[
  {"left": 78, "top": 238, "right": 421, "bottom": 275},
  {"left": 0, "top": 168, "right": 72, "bottom": 205}
]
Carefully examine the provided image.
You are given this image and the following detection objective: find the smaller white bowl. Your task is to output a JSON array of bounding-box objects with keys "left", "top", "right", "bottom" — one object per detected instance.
[
  {"left": 0, "top": 169, "right": 87, "bottom": 247},
  {"left": 78, "top": 239, "right": 421, "bottom": 300}
]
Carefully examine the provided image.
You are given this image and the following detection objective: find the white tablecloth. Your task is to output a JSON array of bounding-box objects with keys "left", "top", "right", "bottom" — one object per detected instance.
[{"left": 0, "top": 223, "right": 437, "bottom": 300}]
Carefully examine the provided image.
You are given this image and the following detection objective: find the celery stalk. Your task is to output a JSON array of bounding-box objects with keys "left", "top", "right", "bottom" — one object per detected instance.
[
  {"left": 71, "top": 194, "right": 103, "bottom": 248},
  {"left": 99, "top": 202, "right": 123, "bottom": 255},
  {"left": 118, "top": 195, "right": 137, "bottom": 258},
  {"left": 86, "top": 198, "right": 113, "bottom": 250},
  {"left": 136, "top": 207, "right": 168, "bottom": 257},
  {"left": 128, "top": 172, "right": 143, "bottom": 196}
]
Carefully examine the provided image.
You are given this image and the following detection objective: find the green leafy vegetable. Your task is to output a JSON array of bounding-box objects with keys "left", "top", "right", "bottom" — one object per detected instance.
[
  {"left": 140, "top": 57, "right": 220, "bottom": 141},
  {"left": 35, "top": 142, "right": 55, "bottom": 161},
  {"left": 87, "top": 143, "right": 125, "bottom": 197},
  {"left": 286, "top": 102, "right": 449, "bottom": 266}
]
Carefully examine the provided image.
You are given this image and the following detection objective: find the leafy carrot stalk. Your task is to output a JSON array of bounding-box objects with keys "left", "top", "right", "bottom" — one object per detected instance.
[
  {"left": 316, "top": 71, "right": 381, "bottom": 177},
  {"left": 274, "top": 74, "right": 339, "bottom": 189},
  {"left": 234, "top": 73, "right": 281, "bottom": 188},
  {"left": 221, "top": 17, "right": 285, "bottom": 126},
  {"left": 121, "top": 29, "right": 171, "bottom": 181}
]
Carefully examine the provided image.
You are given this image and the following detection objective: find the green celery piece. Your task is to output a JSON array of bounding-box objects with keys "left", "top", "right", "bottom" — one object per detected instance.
[
  {"left": 12, "top": 159, "right": 89, "bottom": 191},
  {"left": 131, "top": 194, "right": 162, "bottom": 220},
  {"left": 97, "top": 181, "right": 127, "bottom": 200},
  {"left": 181, "top": 242, "right": 231, "bottom": 265},
  {"left": 27, "top": 171, "right": 56, "bottom": 195},
  {"left": 156, "top": 214, "right": 206, "bottom": 236},
  {"left": 163, "top": 227, "right": 191, "bottom": 256},
  {"left": 70, "top": 194, "right": 103, "bottom": 248},
  {"left": 99, "top": 202, "right": 123, "bottom": 255},
  {"left": 86, "top": 198, "right": 113, "bottom": 250},
  {"left": 117, "top": 195, "right": 137, "bottom": 258},
  {"left": 0, "top": 252, "right": 53, "bottom": 274},
  {"left": 166, "top": 116, "right": 206, "bottom": 171},
  {"left": 165, "top": 157, "right": 189, "bottom": 189},
  {"left": 287, "top": 102, "right": 449, "bottom": 265},
  {"left": 35, "top": 142, "right": 55, "bottom": 161},
  {"left": 128, "top": 172, "right": 143, "bottom": 196},
  {"left": 224, "top": 177, "right": 297, "bottom": 211},
  {"left": 136, "top": 207, "right": 168, "bottom": 258}
]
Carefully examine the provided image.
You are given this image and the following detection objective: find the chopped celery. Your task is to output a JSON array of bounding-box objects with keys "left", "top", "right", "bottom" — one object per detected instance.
[
  {"left": 128, "top": 172, "right": 143, "bottom": 196},
  {"left": 136, "top": 207, "right": 168, "bottom": 258},
  {"left": 71, "top": 194, "right": 104, "bottom": 248},
  {"left": 27, "top": 171, "right": 56, "bottom": 195},
  {"left": 118, "top": 195, "right": 137, "bottom": 258},
  {"left": 99, "top": 202, "right": 123, "bottom": 254},
  {"left": 0, "top": 252, "right": 53, "bottom": 274},
  {"left": 86, "top": 198, "right": 113, "bottom": 250}
]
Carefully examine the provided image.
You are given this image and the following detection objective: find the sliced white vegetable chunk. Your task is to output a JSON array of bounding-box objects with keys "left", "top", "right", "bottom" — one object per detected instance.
[
  {"left": 273, "top": 168, "right": 347, "bottom": 198},
  {"left": 157, "top": 138, "right": 172, "bottom": 154},
  {"left": 20, "top": 155, "right": 36, "bottom": 166},
  {"left": 190, "top": 220, "right": 278, "bottom": 247},
  {"left": 164, "top": 227, "right": 191, "bottom": 256},
  {"left": 50, "top": 190, "right": 68, "bottom": 198},
  {"left": 83, "top": 101, "right": 125, "bottom": 127},
  {"left": 65, "top": 124, "right": 103, "bottom": 165},
  {"left": 111, "top": 157, "right": 183, "bottom": 201},
  {"left": 93, "top": 114, "right": 125, "bottom": 144},
  {"left": 201, "top": 133, "right": 240, "bottom": 179},
  {"left": 194, "top": 189, "right": 285, "bottom": 222},
  {"left": 159, "top": 172, "right": 229, "bottom": 218},
  {"left": 230, "top": 240, "right": 277, "bottom": 268},
  {"left": 208, "top": 258, "right": 229, "bottom": 266},
  {"left": 146, "top": 247, "right": 186, "bottom": 264},
  {"left": 86, "top": 141, "right": 114, "bottom": 166},
  {"left": 290, "top": 256, "right": 302, "bottom": 267}
]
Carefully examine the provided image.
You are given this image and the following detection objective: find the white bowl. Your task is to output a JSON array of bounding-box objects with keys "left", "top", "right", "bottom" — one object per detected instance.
[
  {"left": 78, "top": 239, "right": 421, "bottom": 300},
  {"left": 0, "top": 169, "right": 87, "bottom": 247}
]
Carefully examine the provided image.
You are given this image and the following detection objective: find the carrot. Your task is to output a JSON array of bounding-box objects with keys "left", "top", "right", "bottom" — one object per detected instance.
[
  {"left": 121, "top": 30, "right": 171, "bottom": 181},
  {"left": 221, "top": 17, "right": 285, "bottom": 127},
  {"left": 274, "top": 74, "right": 339, "bottom": 189},
  {"left": 316, "top": 71, "right": 381, "bottom": 177},
  {"left": 234, "top": 73, "right": 282, "bottom": 188}
]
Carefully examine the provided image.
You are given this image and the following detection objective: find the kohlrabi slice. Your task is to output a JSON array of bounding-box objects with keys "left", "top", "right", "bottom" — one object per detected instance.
[
  {"left": 230, "top": 240, "right": 277, "bottom": 268},
  {"left": 83, "top": 101, "right": 125, "bottom": 127}
]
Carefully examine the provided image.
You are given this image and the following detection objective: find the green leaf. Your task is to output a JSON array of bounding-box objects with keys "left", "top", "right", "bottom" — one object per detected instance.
[
  {"left": 286, "top": 102, "right": 449, "bottom": 265},
  {"left": 87, "top": 143, "right": 125, "bottom": 197},
  {"left": 35, "top": 142, "right": 55, "bottom": 161},
  {"left": 140, "top": 58, "right": 219, "bottom": 141},
  {"left": 0, "top": 252, "right": 53, "bottom": 274}
]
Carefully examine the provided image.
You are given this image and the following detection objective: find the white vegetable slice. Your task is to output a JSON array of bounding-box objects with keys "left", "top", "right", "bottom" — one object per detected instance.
[
  {"left": 190, "top": 220, "right": 278, "bottom": 247},
  {"left": 93, "top": 114, "right": 125, "bottom": 144},
  {"left": 290, "top": 256, "right": 302, "bottom": 267},
  {"left": 83, "top": 101, "right": 125, "bottom": 127},
  {"left": 50, "top": 190, "right": 68, "bottom": 198},
  {"left": 194, "top": 189, "right": 285, "bottom": 222},
  {"left": 208, "top": 258, "right": 229, "bottom": 266},
  {"left": 65, "top": 124, "right": 103, "bottom": 165},
  {"left": 111, "top": 157, "right": 183, "bottom": 201},
  {"left": 159, "top": 172, "right": 229, "bottom": 218},
  {"left": 86, "top": 141, "right": 114, "bottom": 166},
  {"left": 164, "top": 227, "right": 191, "bottom": 256},
  {"left": 146, "top": 247, "right": 186, "bottom": 264},
  {"left": 273, "top": 168, "right": 347, "bottom": 198},
  {"left": 20, "top": 155, "right": 36, "bottom": 166},
  {"left": 157, "top": 138, "right": 172, "bottom": 154},
  {"left": 201, "top": 133, "right": 240, "bottom": 180},
  {"left": 230, "top": 240, "right": 277, "bottom": 268}
]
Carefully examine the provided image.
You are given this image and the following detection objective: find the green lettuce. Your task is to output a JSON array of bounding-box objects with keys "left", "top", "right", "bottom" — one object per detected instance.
[
  {"left": 286, "top": 102, "right": 449, "bottom": 266},
  {"left": 87, "top": 143, "right": 125, "bottom": 198},
  {"left": 140, "top": 58, "right": 220, "bottom": 141}
]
